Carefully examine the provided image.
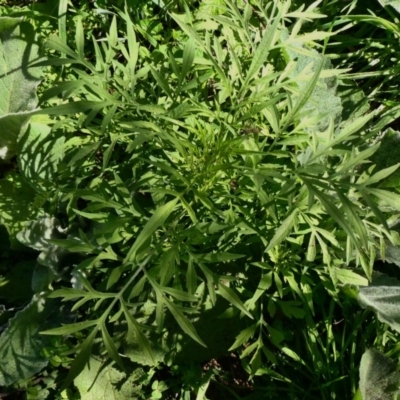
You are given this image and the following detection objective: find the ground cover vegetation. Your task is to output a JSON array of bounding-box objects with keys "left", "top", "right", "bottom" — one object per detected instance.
[{"left": 3, "top": 0, "right": 400, "bottom": 398}]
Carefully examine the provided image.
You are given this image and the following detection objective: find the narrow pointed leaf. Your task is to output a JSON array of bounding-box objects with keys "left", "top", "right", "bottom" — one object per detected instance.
[
  {"left": 40, "top": 319, "right": 99, "bottom": 336},
  {"left": 101, "top": 321, "right": 124, "bottom": 371},
  {"left": 218, "top": 283, "right": 253, "bottom": 319},
  {"left": 124, "top": 198, "right": 178, "bottom": 262},
  {"left": 61, "top": 327, "right": 98, "bottom": 390},
  {"left": 122, "top": 302, "right": 156, "bottom": 365},
  {"left": 164, "top": 298, "right": 207, "bottom": 347}
]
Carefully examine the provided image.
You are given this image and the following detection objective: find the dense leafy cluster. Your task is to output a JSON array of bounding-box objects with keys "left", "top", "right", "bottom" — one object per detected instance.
[{"left": 3, "top": 0, "right": 400, "bottom": 399}]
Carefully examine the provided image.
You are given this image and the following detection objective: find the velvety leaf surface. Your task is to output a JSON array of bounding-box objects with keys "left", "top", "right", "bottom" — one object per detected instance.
[
  {"left": 0, "top": 296, "right": 53, "bottom": 386},
  {"left": 0, "top": 17, "right": 43, "bottom": 160},
  {"left": 74, "top": 357, "right": 145, "bottom": 400},
  {"left": 280, "top": 27, "right": 342, "bottom": 133},
  {"left": 359, "top": 348, "right": 400, "bottom": 400},
  {"left": 18, "top": 122, "right": 65, "bottom": 192},
  {"left": 378, "top": 0, "right": 400, "bottom": 13}
]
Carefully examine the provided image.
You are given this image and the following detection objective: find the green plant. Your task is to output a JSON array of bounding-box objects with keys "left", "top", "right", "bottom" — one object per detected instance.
[{"left": 3, "top": 0, "right": 400, "bottom": 399}]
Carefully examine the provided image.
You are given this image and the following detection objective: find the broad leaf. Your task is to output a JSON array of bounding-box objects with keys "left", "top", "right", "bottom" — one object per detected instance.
[
  {"left": 18, "top": 122, "right": 65, "bottom": 192},
  {"left": 358, "top": 273, "right": 400, "bottom": 332},
  {"left": 280, "top": 27, "right": 342, "bottom": 133},
  {"left": 74, "top": 356, "right": 145, "bottom": 400},
  {"left": 359, "top": 348, "right": 400, "bottom": 400},
  {"left": 378, "top": 0, "right": 400, "bottom": 14},
  {"left": 0, "top": 296, "right": 54, "bottom": 386},
  {"left": 0, "top": 18, "right": 44, "bottom": 160}
]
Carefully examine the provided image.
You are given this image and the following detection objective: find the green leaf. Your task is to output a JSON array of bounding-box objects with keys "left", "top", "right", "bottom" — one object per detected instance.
[
  {"left": 122, "top": 302, "right": 157, "bottom": 365},
  {"left": 58, "top": 0, "right": 68, "bottom": 55},
  {"left": 359, "top": 348, "right": 400, "bottom": 400},
  {"left": 75, "top": 16, "right": 85, "bottom": 60},
  {"left": 218, "top": 283, "right": 253, "bottom": 319},
  {"left": 228, "top": 323, "right": 258, "bottom": 351},
  {"left": 47, "top": 288, "right": 88, "bottom": 299},
  {"left": 74, "top": 356, "right": 145, "bottom": 400},
  {"left": 364, "top": 187, "right": 400, "bottom": 211},
  {"left": 18, "top": 122, "right": 65, "bottom": 192},
  {"left": 124, "top": 198, "right": 178, "bottom": 262},
  {"left": 178, "top": 36, "right": 196, "bottom": 89},
  {"left": 186, "top": 257, "right": 197, "bottom": 296},
  {"left": 101, "top": 321, "right": 125, "bottom": 371},
  {"left": 333, "top": 188, "right": 369, "bottom": 250},
  {"left": 363, "top": 164, "right": 400, "bottom": 186},
  {"left": 61, "top": 327, "right": 98, "bottom": 390},
  {"left": 34, "top": 100, "right": 113, "bottom": 116},
  {"left": 358, "top": 273, "right": 400, "bottom": 332},
  {"left": 46, "top": 34, "right": 77, "bottom": 59},
  {"left": 0, "top": 296, "right": 54, "bottom": 386},
  {"left": 303, "top": 179, "right": 364, "bottom": 260},
  {"left": 197, "top": 252, "right": 245, "bottom": 263},
  {"left": 0, "top": 18, "right": 44, "bottom": 160},
  {"left": 48, "top": 238, "right": 97, "bottom": 253},
  {"left": 266, "top": 209, "right": 298, "bottom": 251},
  {"left": 336, "top": 269, "right": 368, "bottom": 286},
  {"left": 279, "top": 26, "right": 342, "bottom": 133},
  {"left": 378, "top": 0, "right": 400, "bottom": 14},
  {"left": 161, "top": 287, "right": 199, "bottom": 302},
  {"left": 40, "top": 319, "right": 99, "bottom": 336},
  {"left": 150, "top": 66, "right": 173, "bottom": 98},
  {"left": 164, "top": 298, "right": 207, "bottom": 347},
  {"left": 243, "top": 2, "right": 286, "bottom": 85}
]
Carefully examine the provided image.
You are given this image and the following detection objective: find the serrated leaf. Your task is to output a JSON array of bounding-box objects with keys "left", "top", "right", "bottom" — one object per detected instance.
[
  {"left": 218, "top": 283, "right": 253, "bottom": 319},
  {"left": 46, "top": 34, "right": 77, "bottom": 59},
  {"left": 61, "top": 327, "right": 98, "bottom": 390},
  {"left": 365, "top": 187, "right": 400, "bottom": 211},
  {"left": 124, "top": 198, "right": 178, "bottom": 262},
  {"left": 336, "top": 269, "right": 368, "bottom": 286},
  {"left": 122, "top": 302, "right": 157, "bottom": 365},
  {"left": 150, "top": 66, "right": 173, "bottom": 98},
  {"left": 40, "top": 319, "right": 99, "bottom": 336},
  {"left": 363, "top": 164, "right": 400, "bottom": 186},
  {"left": 244, "top": 3, "right": 285, "bottom": 85},
  {"left": 228, "top": 323, "right": 258, "bottom": 351},
  {"left": 101, "top": 321, "right": 124, "bottom": 371},
  {"left": 164, "top": 298, "right": 207, "bottom": 347},
  {"left": 266, "top": 209, "right": 298, "bottom": 251},
  {"left": 161, "top": 287, "right": 199, "bottom": 302},
  {"left": 279, "top": 26, "right": 342, "bottom": 133}
]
